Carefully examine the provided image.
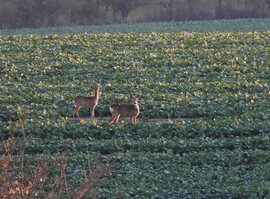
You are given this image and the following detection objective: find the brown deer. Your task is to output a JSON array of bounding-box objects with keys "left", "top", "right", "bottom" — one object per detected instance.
[
  {"left": 109, "top": 94, "right": 140, "bottom": 124},
  {"left": 72, "top": 85, "right": 100, "bottom": 119}
]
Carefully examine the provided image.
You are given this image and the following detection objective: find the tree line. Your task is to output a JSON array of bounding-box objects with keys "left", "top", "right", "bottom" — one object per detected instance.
[{"left": 1, "top": 0, "right": 270, "bottom": 29}]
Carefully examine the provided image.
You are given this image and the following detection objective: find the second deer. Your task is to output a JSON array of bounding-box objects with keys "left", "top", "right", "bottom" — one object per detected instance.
[
  {"left": 109, "top": 94, "right": 140, "bottom": 124},
  {"left": 72, "top": 85, "right": 100, "bottom": 119}
]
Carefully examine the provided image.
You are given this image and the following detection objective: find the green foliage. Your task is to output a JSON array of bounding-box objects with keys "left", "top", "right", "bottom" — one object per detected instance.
[
  {"left": 1, "top": 31, "right": 270, "bottom": 120},
  {"left": 2, "top": 18, "right": 270, "bottom": 35},
  {"left": 1, "top": 27, "right": 270, "bottom": 197}
]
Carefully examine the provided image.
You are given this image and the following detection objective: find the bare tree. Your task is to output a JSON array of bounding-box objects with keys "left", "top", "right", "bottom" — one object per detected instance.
[
  {"left": 100, "top": 0, "right": 112, "bottom": 11},
  {"left": 216, "top": 0, "right": 224, "bottom": 19},
  {"left": 112, "top": 0, "right": 141, "bottom": 20},
  {"left": 264, "top": 0, "right": 270, "bottom": 8}
]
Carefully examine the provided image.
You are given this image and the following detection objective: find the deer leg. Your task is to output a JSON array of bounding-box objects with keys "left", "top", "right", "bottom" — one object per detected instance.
[
  {"left": 72, "top": 106, "right": 80, "bottom": 118},
  {"left": 89, "top": 107, "right": 95, "bottom": 118},
  {"left": 91, "top": 108, "right": 97, "bottom": 121},
  {"left": 72, "top": 109, "right": 75, "bottom": 118},
  {"left": 131, "top": 116, "right": 136, "bottom": 124},
  {"left": 109, "top": 116, "right": 116, "bottom": 124},
  {"left": 76, "top": 107, "right": 81, "bottom": 118},
  {"left": 115, "top": 115, "right": 121, "bottom": 123},
  {"left": 133, "top": 116, "right": 137, "bottom": 124},
  {"left": 72, "top": 107, "right": 76, "bottom": 118}
]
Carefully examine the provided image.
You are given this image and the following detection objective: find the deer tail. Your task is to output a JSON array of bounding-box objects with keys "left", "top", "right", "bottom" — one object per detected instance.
[{"left": 109, "top": 107, "right": 113, "bottom": 113}]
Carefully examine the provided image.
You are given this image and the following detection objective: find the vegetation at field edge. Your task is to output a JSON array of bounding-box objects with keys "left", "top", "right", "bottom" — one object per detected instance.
[{"left": 2, "top": 18, "right": 270, "bottom": 36}]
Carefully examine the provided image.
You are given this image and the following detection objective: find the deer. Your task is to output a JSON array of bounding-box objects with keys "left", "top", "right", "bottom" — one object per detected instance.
[
  {"left": 109, "top": 94, "right": 140, "bottom": 124},
  {"left": 72, "top": 85, "right": 100, "bottom": 119}
]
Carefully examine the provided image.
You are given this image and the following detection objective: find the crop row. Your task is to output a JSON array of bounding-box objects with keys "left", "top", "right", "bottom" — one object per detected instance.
[
  {"left": 1, "top": 115, "right": 269, "bottom": 140},
  {"left": 8, "top": 133, "right": 269, "bottom": 157},
  {"left": 3, "top": 134, "right": 269, "bottom": 198},
  {"left": 101, "top": 151, "right": 270, "bottom": 198},
  {"left": 1, "top": 32, "right": 270, "bottom": 122}
]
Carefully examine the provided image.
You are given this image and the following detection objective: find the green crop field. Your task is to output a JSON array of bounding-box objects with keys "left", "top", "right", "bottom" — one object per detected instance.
[{"left": 1, "top": 19, "right": 270, "bottom": 198}]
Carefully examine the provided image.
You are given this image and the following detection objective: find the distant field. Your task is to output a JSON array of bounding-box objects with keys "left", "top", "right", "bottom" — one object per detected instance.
[
  {"left": 1, "top": 18, "right": 270, "bottom": 35},
  {"left": 1, "top": 20, "right": 270, "bottom": 198}
]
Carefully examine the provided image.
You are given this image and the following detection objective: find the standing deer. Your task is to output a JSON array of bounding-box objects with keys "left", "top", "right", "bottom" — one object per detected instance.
[
  {"left": 109, "top": 94, "right": 140, "bottom": 124},
  {"left": 72, "top": 85, "right": 100, "bottom": 119}
]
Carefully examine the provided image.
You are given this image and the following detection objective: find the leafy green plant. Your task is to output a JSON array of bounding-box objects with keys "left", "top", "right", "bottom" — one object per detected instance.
[{"left": 1, "top": 25, "right": 270, "bottom": 198}]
